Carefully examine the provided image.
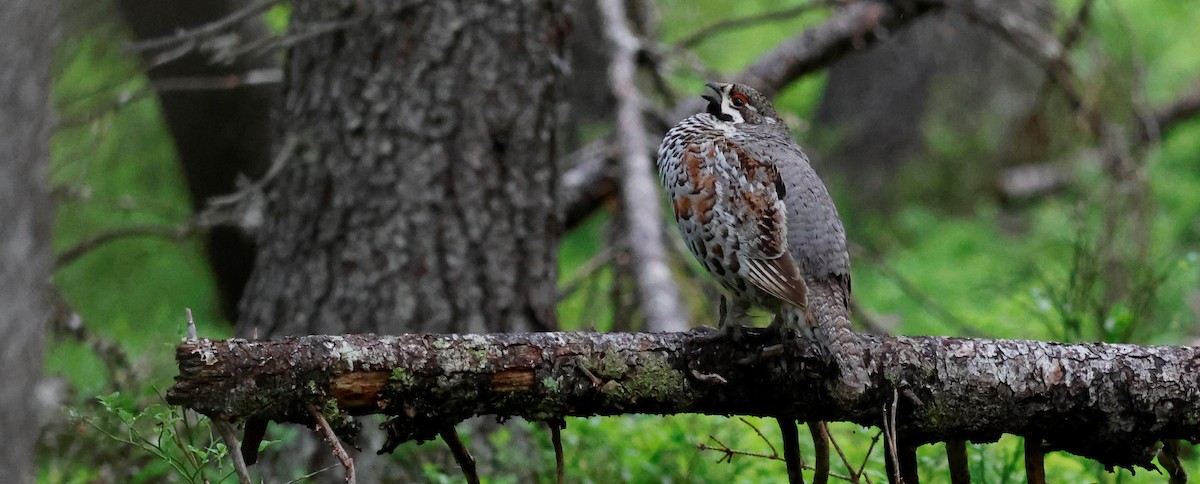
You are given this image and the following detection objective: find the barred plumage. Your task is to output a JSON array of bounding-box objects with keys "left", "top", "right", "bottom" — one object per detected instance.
[{"left": 657, "top": 82, "right": 851, "bottom": 337}]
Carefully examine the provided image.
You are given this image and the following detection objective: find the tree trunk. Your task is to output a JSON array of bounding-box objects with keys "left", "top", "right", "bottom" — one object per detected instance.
[
  {"left": 238, "top": 0, "right": 568, "bottom": 337},
  {"left": 116, "top": 0, "right": 278, "bottom": 322},
  {"left": 169, "top": 330, "right": 1200, "bottom": 471},
  {"left": 0, "top": 0, "right": 58, "bottom": 480}
]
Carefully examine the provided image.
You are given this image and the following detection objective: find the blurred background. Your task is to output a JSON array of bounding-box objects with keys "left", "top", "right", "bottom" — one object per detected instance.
[{"left": 12, "top": 0, "right": 1200, "bottom": 481}]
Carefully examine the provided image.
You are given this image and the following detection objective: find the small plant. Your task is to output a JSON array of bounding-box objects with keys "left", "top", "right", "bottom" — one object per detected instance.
[{"left": 67, "top": 391, "right": 274, "bottom": 483}]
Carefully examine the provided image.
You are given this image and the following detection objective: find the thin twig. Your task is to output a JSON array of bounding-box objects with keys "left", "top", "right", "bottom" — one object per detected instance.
[
  {"left": 599, "top": 0, "right": 689, "bottom": 332},
  {"left": 883, "top": 389, "right": 900, "bottom": 484},
  {"left": 55, "top": 223, "right": 195, "bottom": 270},
  {"left": 699, "top": 434, "right": 780, "bottom": 463},
  {"left": 946, "top": 439, "right": 969, "bottom": 484},
  {"left": 698, "top": 430, "right": 855, "bottom": 482},
  {"left": 123, "top": 0, "right": 278, "bottom": 54},
  {"left": 213, "top": 419, "right": 253, "bottom": 484},
  {"left": 307, "top": 404, "right": 356, "bottom": 484},
  {"left": 558, "top": 247, "right": 615, "bottom": 302},
  {"left": 741, "top": 417, "right": 780, "bottom": 458},
  {"left": 548, "top": 420, "right": 565, "bottom": 484},
  {"left": 827, "top": 425, "right": 860, "bottom": 483},
  {"left": 1024, "top": 437, "right": 1046, "bottom": 484},
  {"left": 810, "top": 421, "right": 830, "bottom": 484},
  {"left": 1158, "top": 439, "right": 1188, "bottom": 484},
  {"left": 779, "top": 418, "right": 807, "bottom": 484},
  {"left": 858, "top": 431, "right": 884, "bottom": 484},
  {"left": 676, "top": 1, "right": 834, "bottom": 48},
  {"left": 439, "top": 425, "right": 479, "bottom": 484}
]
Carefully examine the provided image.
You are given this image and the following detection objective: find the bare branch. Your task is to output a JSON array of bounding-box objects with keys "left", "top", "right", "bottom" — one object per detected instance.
[
  {"left": 810, "top": 421, "right": 831, "bottom": 484},
  {"left": 308, "top": 404, "right": 356, "bottom": 484},
  {"left": 780, "top": 418, "right": 807, "bottom": 484},
  {"left": 123, "top": 0, "right": 277, "bottom": 55},
  {"left": 599, "top": 0, "right": 689, "bottom": 332},
  {"left": 675, "top": 2, "right": 835, "bottom": 49},
  {"left": 946, "top": 439, "right": 969, "bottom": 484},
  {"left": 169, "top": 331, "right": 1200, "bottom": 470},
  {"left": 439, "top": 426, "right": 478, "bottom": 484},
  {"left": 54, "top": 223, "right": 195, "bottom": 270},
  {"left": 548, "top": 420, "right": 565, "bottom": 484},
  {"left": 213, "top": 419, "right": 253, "bottom": 484}
]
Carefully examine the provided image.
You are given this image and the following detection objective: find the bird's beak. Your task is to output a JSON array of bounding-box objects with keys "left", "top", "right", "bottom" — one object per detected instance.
[{"left": 701, "top": 82, "right": 723, "bottom": 104}]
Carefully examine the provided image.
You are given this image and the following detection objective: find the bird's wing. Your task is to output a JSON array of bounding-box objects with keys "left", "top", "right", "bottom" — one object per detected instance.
[
  {"left": 742, "top": 131, "right": 852, "bottom": 290},
  {"left": 714, "top": 139, "right": 809, "bottom": 309}
]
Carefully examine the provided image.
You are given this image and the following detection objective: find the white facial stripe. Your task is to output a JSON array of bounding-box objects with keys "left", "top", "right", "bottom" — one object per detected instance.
[{"left": 719, "top": 85, "right": 745, "bottom": 123}]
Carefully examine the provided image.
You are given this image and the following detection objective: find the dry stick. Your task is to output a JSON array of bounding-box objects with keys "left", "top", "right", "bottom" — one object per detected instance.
[
  {"left": 675, "top": 1, "right": 835, "bottom": 49},
  {"left": 439, "top": 426, "right": 479, "bottom": 484},
  {"left": 1158, "top": 440, "right": 1189, "bottom": 484},
  {"left": 699, "top": 434, "right": 778, "bottom": 463},
  {"left": 883, "top": 389, "right": 901, "bottom": 484},
  {"left": 779, "top": 418, "right": 807, "bottom": 484},
  {"left": 827, "top": 426, "right": 860, "bottom": 483},
  {"left": 946, "top": 439, "right": 970, "bottom": 484},
  {"left": 1023, "top": 437, "right": 1046, "bottom": 484},
  {"left": 810, "top": 421, "right": 831, "bottom": 484},
  {"left": 858, "top": 432, "right": 884, "bottom": 484},
  {"left": 598, "top": 0, "right": 689, "bottom": 332},
  {"left": 213, "top": 419, "right": 253, "bottom": 484},
  {"left": 307, "top": 404, "right": 356, "bottom": 484},
  {"left": 123, "top": 0, "right": 278, "bottom": 54},
  {"left": 55, "top": 224, "right": 194, "bottom": 269},
  {"left": 547, "top": 420, "right": 566, "bottom": 484},
  {"left": 739, "top": 417, "right": 781, "bottom": 457}
]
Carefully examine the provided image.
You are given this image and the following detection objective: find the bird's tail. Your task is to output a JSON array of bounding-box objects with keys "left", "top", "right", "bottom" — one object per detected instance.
[{"left": 783, "top": 281, "right": 857, "bottom": 369}]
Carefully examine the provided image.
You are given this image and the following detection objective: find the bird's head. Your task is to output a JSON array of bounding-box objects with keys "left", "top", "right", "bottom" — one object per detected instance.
[{"left": 701, "top": 82, "right": 778, "bottom": 125}]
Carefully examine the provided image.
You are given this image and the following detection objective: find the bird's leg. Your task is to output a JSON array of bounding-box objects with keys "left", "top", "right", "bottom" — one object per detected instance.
[{"left": 699, "top": 294, "right": 746, "bottom": 343}]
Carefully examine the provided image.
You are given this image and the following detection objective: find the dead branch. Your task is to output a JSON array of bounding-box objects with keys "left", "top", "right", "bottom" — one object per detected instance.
[
  {"left": 123, "top": 0, "right": 277, "bottom": 55},
  {"left": 945, "top": 439, "right": 969, "bottom": 484},
  {"left": 213, "top": 419, "right": 253, "bottom": 484},
  {"left": 675, "top": 2, "right": 835, "bottom": 49},
  {"left": 438, "top": 426, "right": 477, "bottom": 484},
  {"left": 599, "top": 0, "right": 689, "bottom": 332},
  {"left": 780, "top": 418, "right": 807, "bottom": 484},
  {"left": 559, "top": 0, "right": 941, "bottom": 230},
  {"left": 811, "top": 422, "right": 831, "bottom": 484},
  {"left": 168, "top": 330, "right": 1200, "bottom": 471},
  {"left": 308, "top": 403, "right": 356, "bottom": 484}
]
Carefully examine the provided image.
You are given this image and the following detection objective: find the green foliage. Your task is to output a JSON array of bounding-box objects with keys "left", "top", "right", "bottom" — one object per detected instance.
[
  {"left": 59, "top": 392, "right": 276, "bottom": 483},
  {"left": 41, "top": 0, "right": 1200, "bottom": 482}
]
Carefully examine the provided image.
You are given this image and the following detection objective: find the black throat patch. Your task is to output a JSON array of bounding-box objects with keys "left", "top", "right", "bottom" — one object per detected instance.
[{"left": 706, "top": 101, "right": 734, "bottom": 122}]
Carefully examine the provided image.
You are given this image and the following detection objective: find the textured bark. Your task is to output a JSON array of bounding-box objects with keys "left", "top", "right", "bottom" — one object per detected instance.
[
  {"left": 169, "top": 330, "right": 1200, "bottom": 470},
  {"left": 238, "top": 0, "right": 568, "bottom": 336},
  {"left": 0, "top": 0, "right": 58, "bottom": 480},
  {"left": 116, "top": 0, "right": 278, "bottom": 321}
]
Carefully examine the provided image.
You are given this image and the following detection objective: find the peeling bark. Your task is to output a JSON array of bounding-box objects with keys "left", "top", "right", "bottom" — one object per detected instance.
[{"left": 168, "top": 330, "right": 1200, "bottom": 469}]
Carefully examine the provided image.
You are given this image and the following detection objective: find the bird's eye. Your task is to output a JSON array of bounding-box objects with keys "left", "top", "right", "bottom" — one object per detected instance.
[{"left": 731, "top": 93, "right": 748, "bottom": 108}]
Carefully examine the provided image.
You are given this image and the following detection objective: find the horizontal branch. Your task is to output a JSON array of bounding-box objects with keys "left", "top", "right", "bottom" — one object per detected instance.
[{"left": 168, "top": 330, "right": 1200, "bottom": 469}]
